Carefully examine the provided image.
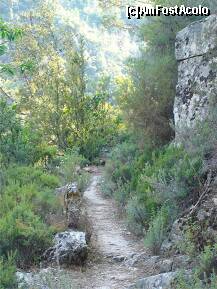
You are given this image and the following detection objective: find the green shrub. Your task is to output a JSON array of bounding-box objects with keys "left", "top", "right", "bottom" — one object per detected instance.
[
  {"left": 0, "top": 203, "right": 53, "bottom": 267},
  {"left": 102, "top": 141, "right": 139, "bottom": 198},
  {"left": 126, "top": 196, "right": 151, "bottom": 235},
  {"left": 5, "top": 165, "right": 59, "bottom": 189},
  {"left": 0, "top": 254, "right": 17, "bottom": 289},
  {"left": 198, "top": 245, "right": 217, "bottom": 279},
  {"left": 175, "top": 269, "right": 217, "bottom": 289},
  {"left": 174, "top": 244, "right": 217, "bottom": 289},
  {"left": 0, "top": 166, "right": 60, "bottom": 221},
  {"left": 138, "top": 145, "right": 202, "bottom": 203},
  {"left": 144, "top": 206, "right": 170, "bottom": 254},
  {"left": 58, "top": 151, "right": 90, "bottom": 192},
  {"left": 0, "top": 183, "right": 58, "bottom": 221},
  {"left": 76, "top": 172, "right": 90, "bottom": 193},
  {"left": 177, "top": 106, "right": 217, "bottom": 158},
  {"left": 101, "top": 178, "right": 116, "bottom": 198},
  {"left": 177, "top": 226, "right": 197, "bottom": 258},
  {"left": 112, "top": 180, "right": 131, "bottom": 209},
  {"left": 0, "top": 165, "right": 59, "bottom": 267},
  {"left": 102, "top": 140, "right": 203, "bottom": 244},
  {"left": 0, "top": 100, "right": 57, "bottom": 167}
]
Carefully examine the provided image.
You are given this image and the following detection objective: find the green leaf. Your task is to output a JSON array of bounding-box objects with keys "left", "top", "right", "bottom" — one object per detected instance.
[
  {"left": 19, "top": 60, "right": 35, "bottom": 74},
  {"left": 0, "top": 64, "right": 15, "bottom": 76},
  {"left": 0, "top": 44, "right": 6, "bottom": 56}
]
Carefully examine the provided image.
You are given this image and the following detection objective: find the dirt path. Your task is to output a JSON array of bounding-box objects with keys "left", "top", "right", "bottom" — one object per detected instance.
[{"left": 68, "top": 168, "right": 155, "bottom": 289}]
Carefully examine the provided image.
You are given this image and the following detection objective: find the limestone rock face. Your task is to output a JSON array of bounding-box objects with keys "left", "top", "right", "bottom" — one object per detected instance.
[
  {"left": 44, "top": 231, "right": 88, "bottom": 266},
  {"left": 174, "top": 15, "right": 217, "bottom": 131},
  {"left": 175, "top": 15, "right": 217, "bottom": 61}
]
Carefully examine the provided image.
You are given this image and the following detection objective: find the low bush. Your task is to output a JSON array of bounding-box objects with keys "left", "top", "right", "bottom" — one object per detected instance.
[
  {"left": 126, "top": 196, "right": 155, "bottom": 235},
  {"left": 0, "top": 166, "right": 60, "bottom": 219},
  {"left": 58, "top": 150, "right": 90, "bottom": 192},
  {"left": 0, "top": 165, "right": 60, "bottom": 268},
  {"left": 103, "top": 139, "right": 203, "bottom": 245},
  {"left": 144, "top": 206, "right": 171, "bottom": 254},
  {"left": 174, "top": 244, "right": 217, "bottom": 289},
  {"left": 198, "top": 245, "right": 217, "bottom": 279},
  {"left": 0, "top": 203, "right": 53, "bottom": 267},
  {"left": 0, "top": 254, "right": 17, "bottom": 289},
  {"left": 102, "top": 141, "right": 139, "bottom": 199},
  {"left": 177, "top": 224, "right": 198, "bottom": 258},
  {"left": 0, "top": 100, "right": 58, "bottom": 167},
  {"left": 4, "top": 165, "right": 59, "bottom": 189}
]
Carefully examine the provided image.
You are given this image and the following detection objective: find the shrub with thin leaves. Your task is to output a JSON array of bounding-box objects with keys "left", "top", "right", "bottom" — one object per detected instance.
[
  {"left": 144, "top": 206, "right": 170, "bottom": 254},
  {"left": 0, "top": 254, "right": 17, "bottom": 289},
  {"left": 0, "top": 203, "right": 53, "bottom": 267},
  {"left": 58, "top": 151, "right": 90, "bottom": 192}
]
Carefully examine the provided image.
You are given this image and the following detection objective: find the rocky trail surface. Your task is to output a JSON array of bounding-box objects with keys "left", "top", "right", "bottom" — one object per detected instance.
[
  {"left": 68, "top": 168, "right": 156, "bottom": 289},
  {"left": 17, "top": 167, "right": 190, "bottom": 289}
]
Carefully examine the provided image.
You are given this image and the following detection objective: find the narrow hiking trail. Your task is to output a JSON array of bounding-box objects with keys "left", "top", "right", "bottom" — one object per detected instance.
[{"left": 69, "top": 168, "right": 156, "bottom": 289}]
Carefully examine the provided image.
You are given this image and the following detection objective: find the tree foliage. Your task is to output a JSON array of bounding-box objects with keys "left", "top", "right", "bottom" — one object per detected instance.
[
  {"left": 114, "top": 0, "right": 212, "bottom": 147},
  {"left": 12, "top": 4, "right": 120, "bottom": 160}
]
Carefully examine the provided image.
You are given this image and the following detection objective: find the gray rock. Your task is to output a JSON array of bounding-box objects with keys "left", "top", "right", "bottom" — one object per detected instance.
[
  {"left": 172, "top": 255, "right": 191, "bottom": 271},
  {"left": 44, "top": 231, "right": 88, "bottom": 266},
  {"left": 55, "top": 182, "right": 80, "bottom": 198},
  {"left": 128, "top": 272, "right": 177, "bottom": 289},
  {"left": 174, "top": 15, "right": 217, "bottom": 131},
  {"left": 156, "top": 259, "right": 173, "bottom": 274},
  {"left": 170, "top": 219, "right": 185, "bottom": 243},
  {"left": 160, "top": 239, "right": 173, "bottom": 254},
  {"left": 113, "top": 255, "right": 126, "bottom": 262},
  {"left": 125, "top": 253, "right": 159, "bottom": 268},
  {"left": 17, "top": 269, "right": 53, "bottom": 289},
  {"left": 17, "top": 271, "right": 35, "bottom": 289},
  {"left": 17, "top": 269, "right": 74, "bottom": 289},
  {"left": 156, "top": 255, "right": 191, "bottom": 274},
  {"left": 176, "top": 15, "right": 217, "bottom": 60}
]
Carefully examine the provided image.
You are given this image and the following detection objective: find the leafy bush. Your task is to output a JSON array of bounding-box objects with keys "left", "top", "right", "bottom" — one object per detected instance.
[
  {"left": 101, "top": 178, "right": 116, "bottom": 198},
  {"left": 174, "top": 244, "right": 217, "bottom": 289},
  {"left": 198, "top": 245, "right": 217, "bottom": 279},
  {"left": 0, "top": 166, "right": 60, "bottom": 219},
  {"left": 103, "top": 140, "right": 203, "bottom": 243},
  {"left": 177, "top": 224, "right": 198, "bottom": 258},
  {"left": 102, "top": 141, "right": 139, "bottom": 197},
  {"left": 4, "top": 165, "right": 59, "bottom": 189},
  {"left": 0, "top": 165, "right": 60, "bottom": 268},
  {"left": 144, "top": 206, "right": 170, "bottom": 254},
  {"left": 126, "top": 196, "right": 151, "bottom": 235},
  {"left": 0, "top": 254, "right": 17, "bottom": 289},
  {"left": 0, "top": 203, "right": 53, "bottom": 267},
  {"left": 0, "top": 100, "right": 58, "bottom": 167},
  {"left": 58, "top": 151, "right": 89, "bottom": 188}
]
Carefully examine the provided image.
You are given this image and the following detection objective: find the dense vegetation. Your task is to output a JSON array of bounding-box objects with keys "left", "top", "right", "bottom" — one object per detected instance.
[
  {"left": 1, "top": 0, "right": 217, "bottom": 288},
  {"left": 101, "top": 0, "right": 217, "bottom": 288}
]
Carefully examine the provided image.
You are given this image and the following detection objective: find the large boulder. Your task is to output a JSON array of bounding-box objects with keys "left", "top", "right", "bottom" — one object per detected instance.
[
  {"left": 174, "top": 15, "right": 217, "bottom": 132},
  {"left": 44, "top": 231, "right": 88, "bottom": 266}
]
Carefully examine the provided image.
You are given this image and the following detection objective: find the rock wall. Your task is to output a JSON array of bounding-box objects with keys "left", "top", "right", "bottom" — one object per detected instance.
[{"left": 174, "top": 15, "right": 217, "bottom": 131}]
